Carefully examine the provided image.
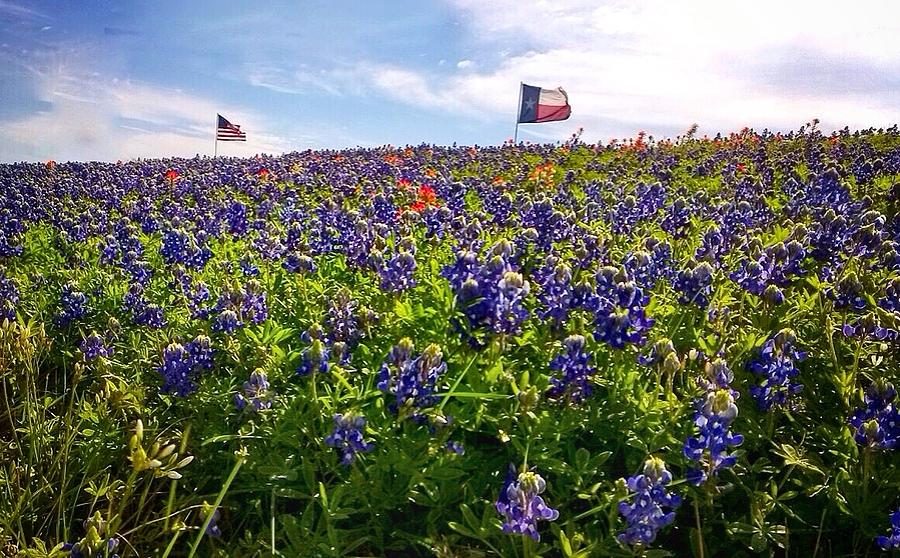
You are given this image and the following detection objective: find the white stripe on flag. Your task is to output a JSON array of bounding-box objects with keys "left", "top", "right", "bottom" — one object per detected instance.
[{"left": 537, "top": 88, "right": 568, "bottom": 107}]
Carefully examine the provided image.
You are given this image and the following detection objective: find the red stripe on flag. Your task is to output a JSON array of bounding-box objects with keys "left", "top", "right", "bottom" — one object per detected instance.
[{"left": 535, "top": 104, "right": 571, "bottom": 123}]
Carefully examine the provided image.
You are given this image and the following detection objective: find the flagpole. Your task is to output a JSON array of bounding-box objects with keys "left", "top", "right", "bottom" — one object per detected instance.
[
  {"left": 514, "top": 82, "right": 522, "bottom": 144},
  {"left": 214, "top": 114, "right": 218, "bottom": 158}
]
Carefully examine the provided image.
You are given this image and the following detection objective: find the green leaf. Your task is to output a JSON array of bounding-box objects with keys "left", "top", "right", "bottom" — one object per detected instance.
[{"left": 447, "top": 521, "right": 476, "bottom": 538}]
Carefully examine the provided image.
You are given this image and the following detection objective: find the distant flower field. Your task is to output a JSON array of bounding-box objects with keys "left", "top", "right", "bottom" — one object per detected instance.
[{"left": 2, "top": 126, "right": 900, "bottom": 557}]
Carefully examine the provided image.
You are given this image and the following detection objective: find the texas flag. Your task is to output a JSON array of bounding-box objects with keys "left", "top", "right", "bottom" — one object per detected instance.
[{"left": 517, "top": 83, "right": 571, "bottom": 123}]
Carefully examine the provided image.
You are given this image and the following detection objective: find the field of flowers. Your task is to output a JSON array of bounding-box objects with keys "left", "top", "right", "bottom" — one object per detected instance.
[{"left": 2, "top": 125, "right": 900, "bottom": 557}]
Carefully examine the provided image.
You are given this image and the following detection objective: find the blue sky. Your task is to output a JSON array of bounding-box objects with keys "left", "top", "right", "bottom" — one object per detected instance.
[{"left": 1, "top": 0, "right": 898, "bottom": 161}]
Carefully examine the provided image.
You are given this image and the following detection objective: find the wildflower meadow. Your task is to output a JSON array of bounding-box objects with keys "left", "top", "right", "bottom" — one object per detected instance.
[{"left": 2, "top": 125, "right": 900, "bottom": 556}]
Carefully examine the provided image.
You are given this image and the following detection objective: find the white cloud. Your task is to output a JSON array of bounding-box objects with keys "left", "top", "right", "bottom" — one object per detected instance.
[
  {"left": 1, "top": 65, "right": 295, "bottom": 162},
  {"left": 354, "top": 0, "right": 900, "bottom": 142},
  {"left": 456, "top": 59, "right": 473, "bottom": 69}
]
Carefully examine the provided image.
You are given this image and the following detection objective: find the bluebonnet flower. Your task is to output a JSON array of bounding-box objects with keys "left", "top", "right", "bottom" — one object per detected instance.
[
  {"left": 234, "top": 370, "right": 273, "bottom": 411},
  {"left": 296, "top": 336, "right": 330, "bottom": 376},
  {"left": 201, "top": 502, "right": 222, "bottom": 537},
  {"left": 878, "top": 277, "right": 900, "bottom": 314},
  {"left": 730, "top": 259, "right": 768, "bottom": 295},
  {"left": 694, "top": 226, "right": 728, "bottom": 264},
  {"left": 213, "top": 309, "right": 242, "bottom": 333},
  {"left": 674, "top": 261, "right": 714, "bottom": 308},
  {"left": 623, "top": 239, "right": 673, "bottom": 291},
  {"left": 121, "top": 282, "right": 167, "bottom": 328},
  {"left": 160, "top": 228, "right": 212, "bottom": 270},
  {"left": 444, "top": 247, "right": 530, "bottom": 342},
  {"left": 495, "top": 466, "right": 559, "bottom": 541},
  {"left": 521, "top": 197, "right": 571, "bottom": 249},
  {"left": 446, "top": 440, "right": 465, "bottom": 455},
  {"left": 157, "top": 335, "right": 214, "bottom": 396},
  {"left": 0, "top": 272, "right": 19, "bottom": 321},
  {"left": 441, "top": 249, "right": 481, "bottom": 290},
  {"left": 63, "top": 512, "right": 120, "bottom": 558},
  {"left": 325, "top": 287, "right": 361, "bottom": 347},
  {"left": 56, "top": 284, "right": 88, "bottom": 326},
  {"left": 282, "top": 252, "right": 317, "bottom": 274},
  {"left": 209, "top": 280, "right": 268, "bottom": 332},
  {"left": 133, "top": 304, "right": 167, "bottom": 329},
  {"left": 747, "top": 329, "right": 806, "bottom": 411},
  {"left": 493, "top": 271, "right": 531, "bottom": 335},
  {"left": 239, "top": 255, "right": 259, "bottom": 276},
  {"left": 593, "top": 269, "right": 654, "bottom": 349},
  {"left": 324, "top": 413, "right": 375, "bottom": 465},
  {"left": 635, "top": 335, "right": 671, "bottom": 362},
  {"left": 731, "top": 241, "right": 806, "bottom": 301},
  {"left": 661, "top": 197, "right": 692, "bottom": 238},
  {"left": 225, "top": 200, "right": 249, "bottom": 237},
  {"left": 377, "top": 338, "right": 447, "bottom": 419},
  {"left": 684, "top": 363, "right": 744, "bottom": 485},
  {"left": 876, "top": 509, "right": 900, "bottom": 550},
  {"left": 638, "top": 337, "right": 682, "bottom": 388},
  {"left": 841, "top": 313, "right": 898, "bottom": 341},
  {"left": 186, "top": 280, "right": 211, "bottom": 319},
  {"left": 533, "top": 260, "right": 573, "bottom": 325},
  {"left": 826, "top": 271, "right": 867, "bottom": 310},
  {"left": 80, "top": 332, "right": 112, "bottom": 361},
  {"left": 571, "top": 278, "right": 599, "bottom": 311},
  {"left": 241, "top": 279, "right": 269, "bottom": 325},
  {"left": 378, "top": 249, "right": 417, "bottom": 292},
  {"left": 849, "top": 380, "right": 900, "bottom": 451},
  {"left": 546, "top": 335, "right": 596, "bottom": 404},
  {"left": 616, "top": 457, "right": 681, "bottom": 547}
]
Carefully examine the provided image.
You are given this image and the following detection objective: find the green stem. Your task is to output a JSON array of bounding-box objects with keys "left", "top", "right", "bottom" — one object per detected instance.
[
  {"left": 160, "top": 528, "right": 182, "bottom": 558},
  {"left": 693, "top": 498, "right": 706, "bottom": 558},
  {"left": 165, "top": 424, "right": 191, "bottom": 531},
  {"left": 271, "top": 489, "right": 276, "bottom": 555},
  {"left": 187, "top": 450, "right": 246, "bottom": 558}
]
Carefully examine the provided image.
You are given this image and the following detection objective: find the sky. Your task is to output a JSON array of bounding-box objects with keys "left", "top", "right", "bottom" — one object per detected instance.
[{"left": 1, "top": 0, "right": 899, "bottom": 162}]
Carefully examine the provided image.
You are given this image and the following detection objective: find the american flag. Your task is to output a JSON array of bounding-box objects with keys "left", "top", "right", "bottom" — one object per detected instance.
[{"left": 216, "top": 114, "right": 247, "bottom": 141}]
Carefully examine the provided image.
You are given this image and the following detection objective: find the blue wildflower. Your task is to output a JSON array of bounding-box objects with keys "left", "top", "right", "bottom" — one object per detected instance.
[
  {"left": 849, "top": 380, "right": 900, "bottom": 451},
  {"left": 534, "top": 261, "right": 573, "bottom": 325},
  {"left": 826, "top": 271, "right": 867, "bottom": 310},
  {"left": 296, "top": 337, "right": 330, "bottom": 376},
  {"left": 157, "top": 335, "right": 214, "bottom": 397},
  {"left": 63, "top": 512, "right": 120, "bottom": 558},
  {"left": 616, "top": 457, "right": 681, "bottom": 547},
  {"left": 324, "top": 413, "right": 375, "bottom": 466},
  {"left": 878, "top": 277, "right": 900, "bottom": 314},
  {"left": 674, "top": 261, "right": 714, "bottom": 308},
  {"left": 241, "top": 279, "right": 269, "bottom": 325},
  {"left": 212, "top": 309, "right": 242, "bottom": 333},
  {"left": 56, "top": 284, "right": 88, "bottom": 326},
  {"left": 493, "top": 271, "right": 530, "bottom": 335},
  {"left": 841, "top": 313, "right": 898, "bottom": 341},
  {"left": 0, "top": 271, "right": 19, "bottom": 321},
  {"left": 80, "top": 332, "right": 112, "bottom": 361},
  {"left": 747, "top": 329, "right": 806, "bottom": 411},
  {"left": 495, "top": 466, "right": 559, "bottom": 541},
  {"left": 546, "top": 335, "right": 596, "bottom": 404},
  {"left": 201, "top": 502, "right": 222, "bottom": 537},
  {"left": 234, "top": 370, "right": 273, "bottom": 411},
  {"left": 377, "top": 338, "right": 447, "bottom": 419},
  {"left": 378, "top": 249, "right": 417, "bottom": 292},
  {"left": 282, "top": 252, "right": 317, "bottom": 274},
  {"left": 325, "top": 287, "right": 361, "bottom": 346},
  {"left": 684, "top": 365, "right": 744, "bottom": 485},
  {"left": 239, "top": 256, "right": 259, "bottom": 276},
  {"left": 593, "top": 269, "right": 654, "bottom": 349},
  {"left": 876, "top": 509, "right": 900, "bottom": 550},
  {"left": 446, "top": 440, "right": 465, "bottom": 455}
]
